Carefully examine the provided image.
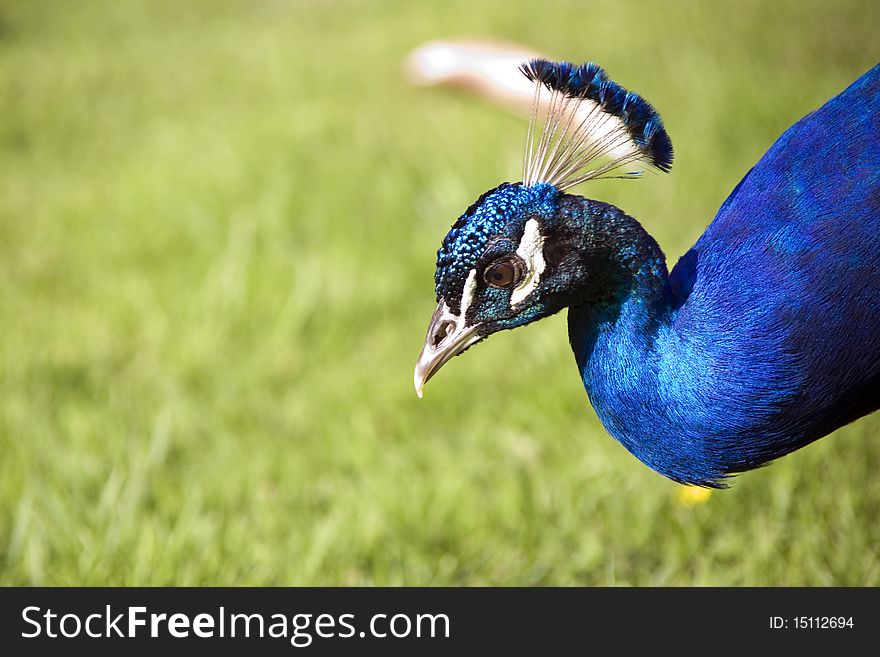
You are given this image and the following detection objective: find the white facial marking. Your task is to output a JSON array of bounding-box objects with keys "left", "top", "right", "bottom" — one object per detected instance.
[
  {"left": 431, "top": 269, "right": 477, "bottom": 350},
  {"left": 510, "top": 219, "right": 545, "bottom": 306},
  {"left": 459, "top": 268, "right": 478, "bottom": 319}
]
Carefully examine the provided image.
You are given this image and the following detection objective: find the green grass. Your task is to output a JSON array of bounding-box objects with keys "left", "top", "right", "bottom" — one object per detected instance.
[{"left": 1, "top": 0, "right": 879, "bottom": 585}]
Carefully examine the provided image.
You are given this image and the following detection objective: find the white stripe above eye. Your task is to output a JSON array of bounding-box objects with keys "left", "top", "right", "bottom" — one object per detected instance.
[{"left": 510, "top": 218, "right": 545, "bottom": 306}]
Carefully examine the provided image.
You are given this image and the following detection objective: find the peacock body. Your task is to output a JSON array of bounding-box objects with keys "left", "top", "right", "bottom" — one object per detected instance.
[{"left": 415, "top": 60, "right": 880, "bottom": 486}]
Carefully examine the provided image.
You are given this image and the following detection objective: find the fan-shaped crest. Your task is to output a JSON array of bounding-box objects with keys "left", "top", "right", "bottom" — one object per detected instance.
[{"left": 521, "top": 59, "right": 674, "bottom": 189}]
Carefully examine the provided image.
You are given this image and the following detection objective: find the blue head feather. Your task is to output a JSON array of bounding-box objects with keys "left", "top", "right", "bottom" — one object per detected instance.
[
  {"left": 434, "top": 182, "right": 559, "bottom": 312},
  {"left": 520, "top": 59, "right": 674, "bottom": 173}
]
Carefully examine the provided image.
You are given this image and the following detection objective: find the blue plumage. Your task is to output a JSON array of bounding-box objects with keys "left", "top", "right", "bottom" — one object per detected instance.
[
  {"left": 415, "top": 62, "right": 880, "bottom": 486},
  {"left": 435, "top": 183, "right": 558, "bottom": 313}
]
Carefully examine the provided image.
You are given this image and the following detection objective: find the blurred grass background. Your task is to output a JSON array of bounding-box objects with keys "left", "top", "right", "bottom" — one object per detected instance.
[{"left": 1, "top": 0, "right": 878, "bottom": 585}]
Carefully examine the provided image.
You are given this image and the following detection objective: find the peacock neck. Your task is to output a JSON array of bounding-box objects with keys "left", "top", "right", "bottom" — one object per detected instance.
[
  {"left": 563, "top": 198, "right": 672, "bottom": 379},
  {"left": 564, "top": 199, "right": 708, "bottom": 483}
]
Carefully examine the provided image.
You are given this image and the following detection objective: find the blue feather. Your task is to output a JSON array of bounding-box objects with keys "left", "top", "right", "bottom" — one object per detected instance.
[
  {"left": 520, "top": 59, "right": 674, "bottom": 172},
  {"left": 571, "top": 63, "right": 880, "bottom": 485}
]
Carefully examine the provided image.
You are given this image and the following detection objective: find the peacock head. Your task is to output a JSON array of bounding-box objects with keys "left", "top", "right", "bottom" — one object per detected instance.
[
  {"left": 414, "top": 181, "right": 583, "bottom": 396},
  {"left": 413, "top": 59, "right": 673, "bottom": 396}
]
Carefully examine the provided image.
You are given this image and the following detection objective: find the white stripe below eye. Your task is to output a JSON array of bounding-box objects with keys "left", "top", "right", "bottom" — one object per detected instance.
[
  {"left": 510, "top": 219, "right": 545, "bottom": 306},
  {"left": 459, "top": 268, "right": 478, "bottom": 319}
]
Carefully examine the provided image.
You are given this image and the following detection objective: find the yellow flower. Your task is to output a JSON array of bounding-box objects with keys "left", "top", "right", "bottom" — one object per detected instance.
[{"left": 676, "top": 485, "right": 713, "bottom": 507}]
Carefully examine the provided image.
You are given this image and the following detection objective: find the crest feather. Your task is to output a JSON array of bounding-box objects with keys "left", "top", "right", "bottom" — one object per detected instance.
[{"left": 520, "top": 59, "right": 673, "bottom": 190}]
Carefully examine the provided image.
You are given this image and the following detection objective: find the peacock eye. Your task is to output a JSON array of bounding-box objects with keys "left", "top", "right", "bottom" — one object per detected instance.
[{"left": 484, "top": 256, "right": 525, "bottom": 289}]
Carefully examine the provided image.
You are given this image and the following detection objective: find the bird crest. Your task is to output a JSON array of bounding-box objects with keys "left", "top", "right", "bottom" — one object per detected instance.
[{"left": 520, "top": 59, "right": 674, "bottom": 189}]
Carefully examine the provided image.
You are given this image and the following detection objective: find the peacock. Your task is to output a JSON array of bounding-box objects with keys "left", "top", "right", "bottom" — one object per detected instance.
[{"left": 413, "top": 57, "right": 880, "bottom": 487}]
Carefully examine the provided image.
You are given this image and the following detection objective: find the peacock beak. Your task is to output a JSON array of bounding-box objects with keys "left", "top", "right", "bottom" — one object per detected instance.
[{"left": 414, "top": 299, "right": 482, "bottom": 398}]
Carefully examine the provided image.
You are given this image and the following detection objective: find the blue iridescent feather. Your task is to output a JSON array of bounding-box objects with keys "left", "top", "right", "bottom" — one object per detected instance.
[
  {"left": 571, "top": 63, "right": 880, "bottom": 485},
  {"left": 435, "top": 183, "right": 558, "bottom": 311},
  {"left": 520, "top": 59, "right": 674, "bottom": 172}
]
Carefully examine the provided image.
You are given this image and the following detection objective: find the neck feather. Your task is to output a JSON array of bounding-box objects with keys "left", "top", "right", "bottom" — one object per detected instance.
[
  {"left": 564, "top": 199, "right": 725, "bottom": 485},
  {"left": 563, "top": 198, "right": 672, "bottom": 370}
]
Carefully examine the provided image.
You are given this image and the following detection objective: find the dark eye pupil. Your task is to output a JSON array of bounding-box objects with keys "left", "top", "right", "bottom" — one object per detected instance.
[
  {"left": 487, "top": 262, "right": 515, "bottom": 287},
  {"left": 483, "top": 256, "right": 524, "bottom": 288}
]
